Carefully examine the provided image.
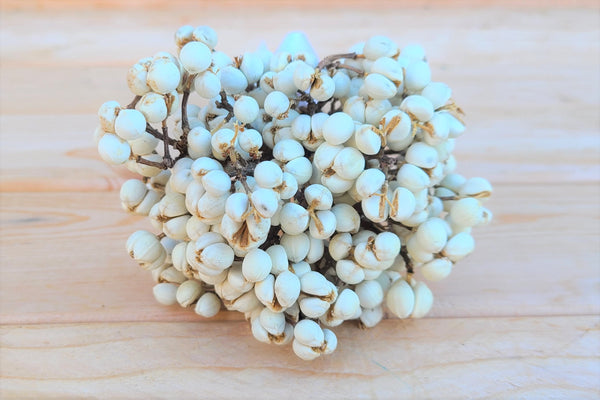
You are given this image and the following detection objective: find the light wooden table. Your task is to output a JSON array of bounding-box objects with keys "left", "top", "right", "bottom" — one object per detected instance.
[{"left": 1, "top": 1, "right": 599, "bottom": 398}]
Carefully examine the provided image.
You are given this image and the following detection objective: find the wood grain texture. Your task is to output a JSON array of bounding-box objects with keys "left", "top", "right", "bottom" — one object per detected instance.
[
  {"left": 1, "top": 317, "right": 599, "bottom": 399},
  {"left": 2, "top": 0, "right": 598, "bottom": 11},
  {"left": 0, "top": 2, "right": 599, "bottom": 398}
]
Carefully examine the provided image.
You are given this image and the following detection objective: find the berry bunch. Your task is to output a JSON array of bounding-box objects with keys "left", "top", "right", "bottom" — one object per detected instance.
[{"left": 95, "top": 25, "right": 493, "bottom": 360}]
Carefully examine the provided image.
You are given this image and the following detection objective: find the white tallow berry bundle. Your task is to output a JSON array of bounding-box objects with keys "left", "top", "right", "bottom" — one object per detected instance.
[{"left": 95, "top": 25, "right": 493, "bottom": 360}]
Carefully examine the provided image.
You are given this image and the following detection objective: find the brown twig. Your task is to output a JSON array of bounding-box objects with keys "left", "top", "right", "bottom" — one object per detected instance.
[
  {"left": 400, "top": 247, "right": 414, "bottom": 275},
  {"left": 136, "top": 155, "right": 166, "bottom": 170},
  {"left": 332, "top": 61, "right": 364, "bottom": 76},
  {"left": 180, "top": 92, "right": 191, "bottom": 134},
  {"left": 259, "top": 225, "right": 282, "bottom": 251},
  {"left": 146, "top": 123, "right": 177, "bottom": 145},
  {"left": 161, "top": 120, "right": 174, "bottom": 168},
  {"left": 126, "top": 95, "right": 141, "bottom": 109},
  {"left": 317, "top": 52, "right": 358, "bottom": 70},
  {"left": 180, "top": 73, "right": 194, "bottom": 136},
  {"left": 174, "top": 75, "right": 194, "bottom": 160},
  {"left": 215, "top": 90, "right": 234, "bottom": 122}
]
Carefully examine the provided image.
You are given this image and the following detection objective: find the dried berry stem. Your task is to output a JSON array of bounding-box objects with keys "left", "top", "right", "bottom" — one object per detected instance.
[
  {"left": 332, "top": 61, "right": 364, "bottom": 76},
  {"left": 161, "top": 120, "right": 174, "bottom": 168},
  {"left": 260, "top": 225, "right": 282, "bottom": 251},
  {"left": 146, "top": 123, "right": 177, "bottom": 145},
  {"left": 180, "top": 74, "right": 193, "bottom": 135},
  {"left": 136, "top": 155, "right": 167, "bottom": 169},
  {"left": 125, "top": 95, "right": 142, "bottom": 109},
  {"left": 215, "top": 90, "right": 234, "bottom": 122},
  {"left": 400, "top": 247, "right": 414, "bottom": 275},
  {"left": 317, "top": 52, "right": 358, "bottom": 70}
]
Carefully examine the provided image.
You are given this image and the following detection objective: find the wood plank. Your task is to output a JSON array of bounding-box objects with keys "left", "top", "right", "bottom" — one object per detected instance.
[
  {"left": 1, "top": 316, "right": 598, "bottom": 399},
  {"left": 2, "top": 0, "right": 598, "bottom": 12},
  {"left": 2, "top": 7, "right": 598, "bottom": 68},
  {"left": 0, "top": 4, "right": 598, "bottom": 399},
  {"left": 1, "top": 184, "right": 598, "bottom": 325}
]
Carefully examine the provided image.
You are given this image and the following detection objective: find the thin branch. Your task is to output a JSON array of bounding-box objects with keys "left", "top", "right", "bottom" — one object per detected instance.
[
  {"left": 245, "top": 82, "right": 258, "bottom": 93},
  {"left": 181, "top": 90, "right": 191, "bottom": 134},
  {"left": 317, "top": 52, "right": 358, "bottom": 70},
  {"left": 136, "top": 155, "right": 166, "bottom": 169},
  {"left": 126, "top": 95, "right": 141, "bottom": 109},
  {"left": 180, "top": 73, "right": 193, "bottom": 136},
  {"left": 146, "top": 123, "right": 177, "bottom": 145},
  {"left": 215, "top": 90, "right": 234, "bottom": 122},
  {"left": 332, "top": 61, "right": 364, "bottom": 76},
  {"left": 173, "top": 73, "right": 195, "bottom": 161},
  {"left": 161, "top": 120, "right": 174, "bottom": 168},
  {"left": 400, "top": 247, "right": 414, "bottom": 275}
]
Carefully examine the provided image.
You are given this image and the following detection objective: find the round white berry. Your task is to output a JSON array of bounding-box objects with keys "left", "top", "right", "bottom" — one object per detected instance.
[
  {"left": 410, "top": 280, "right": 434, "bottom": 318},
  {"left": 310, "top": 74, "right": 335, "bottom": 102},
  {"left": 274, "top": 270, "right": 301, "bottom": 308},
  {"left": 187, "top": 126, "right": 212, "bottom": 159},
  {"left": 174, "top": 25, "right": 194, "bottom": 48},
  {"left": 279, "top": 202, "right": 309, "bottom": 235},
  {"left": 147, "top": 58, "right": 181, "bottom": 94},
  {"left": 114, "top": 109, "right": 147, "bottom": 141},
  {"left": 180, "top": 41, "right": 212, "bottom": 74},
  {"left": 386, "top": 279, "right": 415, "bottom": 318},
  {"left": 400, "top": 95, "right": 434, "bottom": 122},
  {"left": 390, "top": 187, "right": 416, "bottom": 222},
  {"left": 192, "top": 25, "right": 218, "bottom": 49},
  {"left": 98, "top": 134, "right": 131, "bottom": 165},
  {"left": 280, "top": 233, "right": 310, "bottom": 262},
  {"left": 374, "top": 231, "right": 401, "bottom": 261},
  {"left": 283, "top": 156, "right": 312, "bottom": 185},
  {"left": 250, "top": 188, "right": 279, "bottom": 218},
  {"left": 153, "top": 283, "right": 179, "bottom": 306},
  {"left": 254, "top": 160, "right": 283, "bottom": 189},
  {"left": 309, "top": 210, "right": 337, "bottom": 239},
  {"left": 264, "top": 91, "right": 290, "bottom": 118},
  {"left": 332, "top": 147, "right": 365, "bottom": 180},
  {"left": 194, "top": 292, "right": 222, "bottom": 317},
  {"left": 322, "top": 112, "right": 355, "bottom": 145},
  {"left": 422, "top": 82, "right": 452, "bottom": 110},
  {"left": 364, "top": 73, "right": 397, "bottom": 100},
  {"left": 220, "top": 65, "right": 248, "bottom": 95},
  {"left": 259, "top": 308, "right": 285, "bottom": 336},
  {"left": 294, "top": 319, "right": 325, "bottom": 347},
  {"left": 331, "top": 204, "right": 360, "bottom": 233},
  {"left": 242, "top": 249, "right": 272, "bottom": 283},
  {"left": 194, "top": 71, "right": 222, "bottom": 99},
  {"left": 233, "top": 95, "right": 259, "bottom": 124},
  {"left": 421, "top": 258, "right": 453, "bottom": 282},
  {"left": 240, "top": 52, "right": 264, "bottom": 84},
  {"left": 273, "top": 139, "right": 304, "bottom": 162},
  {"left": 442, "top": 232, "right": 475, "bottom": 262},
  {"left": 127, "top": 59, "right": 152, "bottom": 96},
  {"left": 363, "top": 35, "right": 398, "bottom": 60},
  {"left": 98, "top": 101, "right": 120, "bottom": 133},
  {"left": 406, "top": 142, "right": 439, "bottom": 169},
  {"left": 405, "top": 60, "right": 431, "bottom": 92},
  {"left": 137, "top": 92, "right": 167, "bottom": 123}
]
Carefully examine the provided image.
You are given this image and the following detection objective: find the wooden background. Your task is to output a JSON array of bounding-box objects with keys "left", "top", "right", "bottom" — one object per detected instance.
[{"left": 1, "top": 1, "right": 599, "bottom": 398}]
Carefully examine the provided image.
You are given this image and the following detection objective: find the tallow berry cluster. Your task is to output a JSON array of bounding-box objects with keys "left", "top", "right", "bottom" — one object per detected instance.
[{"left": 95, "top": 25, "right": 493, "bottom": 360}]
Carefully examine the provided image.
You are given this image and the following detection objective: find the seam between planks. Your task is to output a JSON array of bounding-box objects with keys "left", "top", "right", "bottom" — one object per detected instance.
[{"left": 1, "top": 313, "right": 599, "bottom": 327}]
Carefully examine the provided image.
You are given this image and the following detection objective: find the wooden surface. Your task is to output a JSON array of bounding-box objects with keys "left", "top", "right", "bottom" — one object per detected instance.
[{"left": 1, "top": 1, "right": 599, "bottom": 398}]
